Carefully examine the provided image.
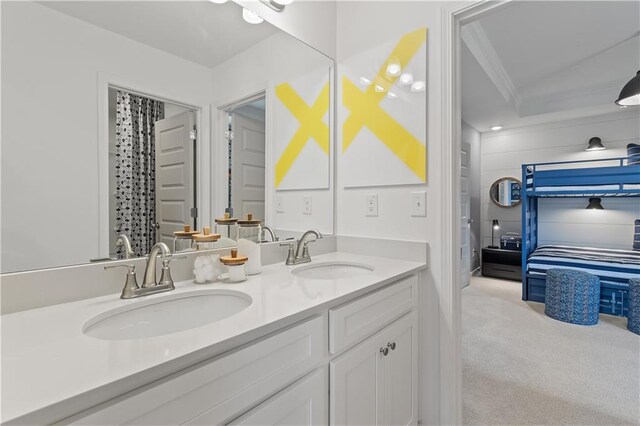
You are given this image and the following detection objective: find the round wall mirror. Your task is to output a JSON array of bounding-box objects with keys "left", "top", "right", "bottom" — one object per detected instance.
[{"left": 489, "top": 177, "right": 522, "bottom": 208}]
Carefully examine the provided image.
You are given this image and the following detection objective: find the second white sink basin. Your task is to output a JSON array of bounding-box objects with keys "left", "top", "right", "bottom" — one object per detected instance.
[
  {"left": 292, "top": 261, "right": 374, "bottom": 280},
  {"left": 83, "top": 290, "right": 252, "bottom": 340}
]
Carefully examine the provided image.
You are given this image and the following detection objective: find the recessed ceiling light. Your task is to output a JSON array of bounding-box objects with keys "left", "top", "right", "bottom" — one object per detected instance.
[
  {"left": 399, "top": 73, "right": 413, "bottom": 85},
  {"left": 360, "top": 77, "right": 372, "bottom": 86},
  {"left": 386, "top": 63, "right": 401, "bottom": 77},
  {"left": 490, "top": 125, "right": 503, "bottom": 131},
  {"left": 410, "top": 81, "right": 425, "bottom": 92},
  {"left": 242, "top": 8, "right": 264, "bottom": 24},
  {"left": 375, "top": 85, "right": 386, "bottom": 93},
  {"left": 387, "top": 92, "right": 398, "bottom": 99}
]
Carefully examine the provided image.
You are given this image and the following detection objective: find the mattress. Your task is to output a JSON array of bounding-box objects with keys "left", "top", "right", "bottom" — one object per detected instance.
[{"left": 527, "top": 245, "right": 640, "bottom": 287}]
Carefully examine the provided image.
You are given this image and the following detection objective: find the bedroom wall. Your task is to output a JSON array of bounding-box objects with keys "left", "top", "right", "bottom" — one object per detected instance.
[{"left": 480, "top": 109, "right": 640, "bottom": 250}]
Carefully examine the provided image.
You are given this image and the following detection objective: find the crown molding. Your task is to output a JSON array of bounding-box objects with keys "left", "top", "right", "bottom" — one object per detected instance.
[
  {"left": 518, "top": 78, "right": 629, "bottom": 117},
  {"left": 461, "top": 21, "right": 520, "bottom": 111}
]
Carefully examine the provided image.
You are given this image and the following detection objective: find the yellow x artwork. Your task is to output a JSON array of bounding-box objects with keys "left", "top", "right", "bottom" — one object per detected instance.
[
  {"left": 275, "top": 82, "right": 330, "bottom": 188},
  {"left": 343, "top": 28, "right": 427, "bottom": 182}
]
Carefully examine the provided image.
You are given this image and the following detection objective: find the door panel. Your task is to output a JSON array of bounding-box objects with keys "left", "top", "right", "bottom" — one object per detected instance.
[
  {"left": 229, "top": 369, "right": 327, "bottom": 426},
  {"left": 383, "top": 312, "right": 418, "bottom": 426},
  {"left": 460, "top": 142, "right": 471, "bottom": 288},
  {"left": 155, "top": 111, "right": 195, "bottom": 248},
  {"left": 231, "top": 112, "right": 265, "bottom": 220},
  {"left": 330, "top": 331, "right": 384, "bottom": 425}
]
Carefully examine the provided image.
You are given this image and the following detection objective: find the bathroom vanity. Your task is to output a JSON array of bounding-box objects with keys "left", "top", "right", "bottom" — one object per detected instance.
[{"left": 1, "top": 252, "right": 425, "bottom": 425}]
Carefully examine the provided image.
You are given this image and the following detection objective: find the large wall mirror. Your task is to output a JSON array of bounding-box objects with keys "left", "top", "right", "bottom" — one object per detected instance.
[{"left": 1, "top": 1, "right": 335, "bottom": 273}]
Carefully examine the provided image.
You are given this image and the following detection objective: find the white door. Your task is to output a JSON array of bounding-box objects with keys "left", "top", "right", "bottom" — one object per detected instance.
[
  {"left": 230, "top": 369, "right": 327, "bottom": 426},
  {"left": 231, "top": 112, "right": 265, "bottom": 220},
  {"left": 330, "top": 330, "right": 385, "bottom": 425},
  {"left": 383, "top": 312, "right": 418, "bottom": 426},
  {"left": 155, "top": 111, "right": 195, "bottom": 247},
  {"left": 460, "top": 142, "right": 472, "bottom": 288}
]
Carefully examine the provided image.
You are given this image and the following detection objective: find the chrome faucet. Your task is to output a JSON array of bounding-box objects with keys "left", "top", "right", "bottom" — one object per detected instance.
[
  {"left": 104, "top": 242, "right": 179, "bottom": 299},
  {"left": 281, "top": 230, "right": 322, "bottom": 265},
  {"left": 260, "top": 226, "right": 278, "bottom": 242},
  {"left": 115, "top": 234, "right": 135, "bottom": 259}
]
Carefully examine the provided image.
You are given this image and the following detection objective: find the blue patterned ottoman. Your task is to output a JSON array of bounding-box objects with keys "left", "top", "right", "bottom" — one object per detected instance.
[
  {"left": 628, "top": 278, "right": 640, "bottom": 335},
  {"left": 544, "top": 269, "right": 600, "bottom": 325}
]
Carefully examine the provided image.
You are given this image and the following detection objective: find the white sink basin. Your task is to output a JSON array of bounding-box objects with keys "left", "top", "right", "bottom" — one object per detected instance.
[
  {"left": 83, "top": 290, "right": 252, "bottom": 340},
  {"left": 292, "top": 261, "right": 374, "bottom": 280}
]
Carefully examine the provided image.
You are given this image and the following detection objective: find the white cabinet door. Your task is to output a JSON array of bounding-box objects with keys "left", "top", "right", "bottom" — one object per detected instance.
[
  {"left": 330, "top": 330, "right": 384, "bottom": 425},
  {"left": 382, "top": 311, "right": 418, "bottom": 426},
  {"left": 330, "top": 311, "right": 418, "bottom": 426},
  {"left": 229, "top": 369, "right": 327, "bottom": 426}
]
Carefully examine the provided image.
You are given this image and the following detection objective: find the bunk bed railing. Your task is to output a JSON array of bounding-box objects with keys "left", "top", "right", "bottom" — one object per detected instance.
[{"left": 524, "top": 157, "right": 640, "bottom": 195}]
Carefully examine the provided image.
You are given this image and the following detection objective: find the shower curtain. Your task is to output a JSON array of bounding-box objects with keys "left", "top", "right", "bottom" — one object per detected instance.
[{"left": 115, "top": 91, "right": 164, "bottom": 257}]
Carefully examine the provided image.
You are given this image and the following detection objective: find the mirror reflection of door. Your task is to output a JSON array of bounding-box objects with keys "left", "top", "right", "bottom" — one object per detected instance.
[
  {"left": 228, "top": 98, "right": 266, "bottom": 221},
  {"left": 108, "top": 88, "right": 197, "bottom": 258},
  {"left": 155, "top": 110, "right": 197, "bottom": 248}
]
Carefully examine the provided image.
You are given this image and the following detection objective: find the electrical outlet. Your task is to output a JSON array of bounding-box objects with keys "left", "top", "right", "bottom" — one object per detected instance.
[
  {"left": 366, "top": 193, "right": 378, "bottom": 217},
  {"left": 276, "top": 196, "right": 284, "bottom": 213},
  {"left": 411, "top": 191, "right": 426, "bottom": 217},
  {"left": 303, "top": 195, "right": 312, "bottom": 215}
]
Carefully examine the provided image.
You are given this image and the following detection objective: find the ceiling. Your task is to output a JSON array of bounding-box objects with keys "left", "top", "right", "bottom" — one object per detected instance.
[
  {"left": 40, "top": 1, "right": 279, "bottom": 69},
  {"left": 462, "top": 1, "right": 640, "bottom": 133}
]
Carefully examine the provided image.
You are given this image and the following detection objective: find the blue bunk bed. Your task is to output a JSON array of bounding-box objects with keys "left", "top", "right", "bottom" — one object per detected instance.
[{"left": 521, "top": 157, "right": 640, "bottom": 316}]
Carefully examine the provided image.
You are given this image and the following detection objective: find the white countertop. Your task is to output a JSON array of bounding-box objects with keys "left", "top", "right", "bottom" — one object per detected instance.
[{"left": 1, "top": 252, "right": 425, "bottom": 424}]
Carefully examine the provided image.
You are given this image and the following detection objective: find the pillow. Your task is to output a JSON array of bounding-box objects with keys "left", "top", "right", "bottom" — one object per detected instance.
[
  {"left": 628, "top": 143, "right": 640, "bottom": 165},
  {"left": 635, "top": 219, "right": 640, "bottom": 251}
]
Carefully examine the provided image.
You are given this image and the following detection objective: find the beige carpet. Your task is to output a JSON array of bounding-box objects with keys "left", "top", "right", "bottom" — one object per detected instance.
[{"left": 462, "top": 276, "right": 640, "bottom": 425}]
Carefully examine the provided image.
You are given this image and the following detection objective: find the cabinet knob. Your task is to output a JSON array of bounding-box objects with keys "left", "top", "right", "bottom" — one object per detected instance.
[
  {"left": 380, "top": 347, "right": 389, "bottom": 356},
  {"left": 387, "top": 342, "right": 396, "bottom": 351}
]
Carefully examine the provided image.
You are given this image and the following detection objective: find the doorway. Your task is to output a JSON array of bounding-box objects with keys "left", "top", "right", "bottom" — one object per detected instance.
[
  {"left": 224, "top": 96, "right": 266, "bottom": 221},
  {"left": 107, "top": 88, "right": 198, "bottom": 257}
]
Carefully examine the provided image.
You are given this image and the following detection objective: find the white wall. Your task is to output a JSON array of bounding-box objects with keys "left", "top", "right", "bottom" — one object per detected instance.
[
  {"left": 1, "top": 2, "right": 214, "bottom": 272},
  {"left": 462, "top": 121, "right": 481, "bottom": 270},
  {"left": 209, "top": 32, "right": 334, "bottom": 236},
  {"left": 480, "top": 110, "right": 640, "bottom": 250},
  {"left": 336, "top": 2, "right": 454, "bottom": 424}
]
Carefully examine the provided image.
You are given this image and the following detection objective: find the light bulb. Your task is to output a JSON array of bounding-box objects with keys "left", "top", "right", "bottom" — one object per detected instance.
[
  {"left": 375, "top": 85, "right": 386, "bottom": 93},
  {"left": 386, "top": 63, "right": 401, "bottom": 77},
  {"left": 387, "top": 92, "right": 398, "bottom": 99},
  {"left": 490, "top": 125, "right": 503, "bottom": 131},
  {"left": 411, "top": 81, "right": 425, "bottom": 92},
  {"left": 399, "top": 73, "right": 413, "bottom": 85},
  {"left": 360, "top": 77, "right": 372, "bottom": 86},
  {"left": 242, "top": 8, "right": 263, "bottom": 24}
]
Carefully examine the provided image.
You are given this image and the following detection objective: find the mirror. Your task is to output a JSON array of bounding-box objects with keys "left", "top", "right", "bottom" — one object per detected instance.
[
  {"left": 489, "top": 178, "right": 522, "bottom": 208},
  {"left": 1, "top": 1, "right": 334, "bottom": 273}
]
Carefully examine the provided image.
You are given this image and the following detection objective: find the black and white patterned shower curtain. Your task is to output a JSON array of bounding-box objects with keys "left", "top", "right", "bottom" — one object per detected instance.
[{"left": 115, "top": 91, "right": 164, "bottom": 256}]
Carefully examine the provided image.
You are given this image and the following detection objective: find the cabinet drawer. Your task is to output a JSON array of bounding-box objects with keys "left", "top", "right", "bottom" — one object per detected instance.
[
  {"left": 329, "top": 275, "right": 417, "bottom": 354},
  {"left": 225, "top": 368, "right": 327, "bottom": 426},
  {"left": 70, "top": 316, "right": 323, "bottom": 425}
]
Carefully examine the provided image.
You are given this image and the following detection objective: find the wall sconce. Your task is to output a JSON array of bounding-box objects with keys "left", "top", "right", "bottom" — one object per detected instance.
[
  {"left": 490, "top": 219, "right": 500, "bottom": 248},
  {"left": 586, "top": 198, "right": 604, "bottom": 210},
  {"left": 259, "top": 0, "right": 293, "bottom": 12},
  {"left": 615, "top": 70, "right": 640, "bottom": 106},
  {"left": 586, "top": 137, "right": 606, "bottom": 151}
]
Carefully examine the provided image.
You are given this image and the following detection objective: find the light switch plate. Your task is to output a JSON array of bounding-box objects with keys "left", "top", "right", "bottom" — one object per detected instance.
[
  {"left": 411, "top": 191, "right": 426, "bottom": 217},
  {"left": 366, "top": 193, "right": 378, "bottom": 217},
  {"left": 303, "top": 195, "right": 312, "bottom": 215},
  {"left": 276, "top": 196, "right": 284, "bottom": 213}
]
